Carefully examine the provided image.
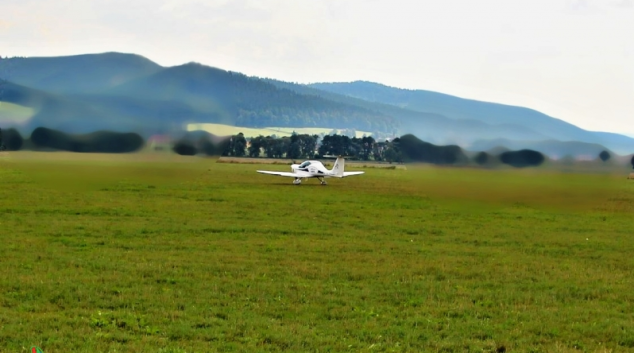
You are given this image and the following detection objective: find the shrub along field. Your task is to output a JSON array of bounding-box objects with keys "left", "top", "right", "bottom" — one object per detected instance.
[{"left": 0, "top": 152, "right": 633, "bottom": 353}]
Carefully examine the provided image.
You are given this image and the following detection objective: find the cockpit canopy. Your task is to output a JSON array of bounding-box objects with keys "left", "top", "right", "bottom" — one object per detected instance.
[{"left": 298, "top": 161, "right": 311, "bottom": 168}]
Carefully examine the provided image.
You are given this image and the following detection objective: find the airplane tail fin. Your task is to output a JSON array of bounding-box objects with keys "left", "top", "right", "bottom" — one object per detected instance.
[{"left": 331, "top": 156, "right": 345, "bottom": 177}]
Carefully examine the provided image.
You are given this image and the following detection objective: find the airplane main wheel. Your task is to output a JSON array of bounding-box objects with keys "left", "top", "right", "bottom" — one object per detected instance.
[{"left": 293, "top": 179, "right": 301, "bottom": 185}]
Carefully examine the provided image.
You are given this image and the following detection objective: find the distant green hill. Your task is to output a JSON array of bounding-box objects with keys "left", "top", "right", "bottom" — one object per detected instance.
[
  {"left": 0, "top": 81, "right": 192, "bottom": 134},
  {"left": 0, "top": 55, "right": 397, "bottom": 135},
  {"left": 0, "top": 81, "right": 106, "bottom": 132},
  {"left": 1, "top": 52, "right": 162, "bottom": 93},
  {"left": 308, "top": 81, "right": 634, "bottom": 154}
]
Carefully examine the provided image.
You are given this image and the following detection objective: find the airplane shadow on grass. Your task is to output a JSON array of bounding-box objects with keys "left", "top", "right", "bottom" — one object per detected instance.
[{"left": 268, "top": 182, "right": 336, "bottom": 187}]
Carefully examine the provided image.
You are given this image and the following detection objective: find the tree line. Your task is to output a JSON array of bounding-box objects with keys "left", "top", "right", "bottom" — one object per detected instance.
[
  {"left": 3, "top": 125, "right": 632, "bottom": 169},
  {"left": 177, "top": 132, "right": 475, "bottom": 164},
  {"left": 0, "top": 127, "right": 144, "bottom": 153},
  {"left": 178, "top": 132, "right": 633, "bottom": 169},
  {"left": 176, "top": 132, "right": 408, "bottom": 163}
]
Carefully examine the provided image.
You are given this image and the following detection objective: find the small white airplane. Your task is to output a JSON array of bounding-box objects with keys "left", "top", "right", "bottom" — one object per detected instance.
[{"left": 257, "top": 156, "right": 364, "bottom": 185}]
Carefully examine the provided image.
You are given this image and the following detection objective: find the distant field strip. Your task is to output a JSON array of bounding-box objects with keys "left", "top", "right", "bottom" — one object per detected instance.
[
  {"left": 1, "top": 152, "right": 633, "bottom": 352},
  {"left": 0, "top": 101, "right": 35, "bottom": 123},
  {"left": 187, "top": 123, "right": 372, "bottom": 138}
]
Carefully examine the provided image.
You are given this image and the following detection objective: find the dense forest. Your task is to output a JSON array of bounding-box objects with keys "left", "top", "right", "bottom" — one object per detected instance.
[{"left": 108, "top": 63, "right": 397, "bottom": 132}]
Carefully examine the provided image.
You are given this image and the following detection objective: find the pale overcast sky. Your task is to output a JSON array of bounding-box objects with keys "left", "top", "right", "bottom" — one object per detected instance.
[{"left": 1, "top": 0, "right": 633, "bottom": 134}]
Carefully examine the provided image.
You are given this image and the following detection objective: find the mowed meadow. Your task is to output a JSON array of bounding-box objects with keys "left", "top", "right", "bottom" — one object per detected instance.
[{"left": 1, "top": 152, "right": 633, "bottom": 353}]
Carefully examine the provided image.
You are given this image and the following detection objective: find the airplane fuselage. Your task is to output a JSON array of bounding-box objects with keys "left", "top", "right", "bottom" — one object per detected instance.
[{"left": 291, "top": 160, "right": 334, "bottom": 177}]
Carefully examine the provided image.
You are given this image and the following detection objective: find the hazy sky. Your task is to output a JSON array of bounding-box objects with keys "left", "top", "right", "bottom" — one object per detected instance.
[{"left": 2, "top": 0, "right": 633, "bottom": 134}]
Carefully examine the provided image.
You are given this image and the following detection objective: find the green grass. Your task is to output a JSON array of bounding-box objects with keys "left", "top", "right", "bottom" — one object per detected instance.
[
  {"left": 187, "top": 123, "right": 372, "bottom": 138},
  {"left": 1, "top": 152, "right": 633, "bottom": 352}
]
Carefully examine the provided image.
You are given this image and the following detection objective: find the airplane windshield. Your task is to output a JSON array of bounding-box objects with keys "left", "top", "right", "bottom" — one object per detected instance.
[{"left": 299, "top": 161, "right": 311, "bottom": 168}]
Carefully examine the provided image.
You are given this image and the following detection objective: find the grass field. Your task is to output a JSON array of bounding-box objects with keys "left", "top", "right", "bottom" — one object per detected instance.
[
  {"left": 1, "top": 152, "right": 633, "bottom": 352},
  {"left": 186, "top": 123, "right": 372, "bottom": 138}
]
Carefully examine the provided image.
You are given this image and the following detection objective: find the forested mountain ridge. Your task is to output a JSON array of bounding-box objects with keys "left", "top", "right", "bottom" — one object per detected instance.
[
  {"left": 266, "top": 79, "right": 552, "bottom": 144},
  {"left": 308, "top": 81, "right": 634, "bottom": 154},
  {"left": 309, "top": 81, "right": 578, "bottom": 131},
  {"left": 106, "top": 62, "right": 396, "bottom": 132}
]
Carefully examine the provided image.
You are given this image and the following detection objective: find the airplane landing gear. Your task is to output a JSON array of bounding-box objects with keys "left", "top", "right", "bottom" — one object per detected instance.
[
  {"left": 293, "top": 178, "right": 302, "bottom": 185},
  {"left": 318, "top": 177, "right": 327, "bottom": 185}
]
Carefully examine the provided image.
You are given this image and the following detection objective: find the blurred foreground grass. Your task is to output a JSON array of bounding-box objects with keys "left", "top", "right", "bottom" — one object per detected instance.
[{"left": 0, "top": 152, "right": 633, "bottom": 352}]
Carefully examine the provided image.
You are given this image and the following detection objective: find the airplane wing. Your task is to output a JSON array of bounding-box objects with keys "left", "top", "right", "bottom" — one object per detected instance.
[
  {"left": 342, "top": 171, "right": 365, "bottom": 177},
  {"left": 257, "top": 170, "right": 313, "bottom": 178}
]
